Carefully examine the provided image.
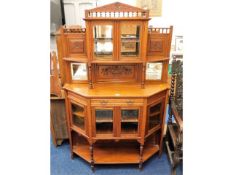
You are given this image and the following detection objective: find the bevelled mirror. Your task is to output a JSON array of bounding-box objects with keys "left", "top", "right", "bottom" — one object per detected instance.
[
  {"left": 93, "top": 25, "right": 113, "bottom": 58},
  {"left": 71, "top": 63, "right": 87, "bottom": 80},
  {"left": 146, "top": 62, "right": 163, "bottom": 80},
  {"left": 120, "top": 24, "right": 140, "bottom": 57}
]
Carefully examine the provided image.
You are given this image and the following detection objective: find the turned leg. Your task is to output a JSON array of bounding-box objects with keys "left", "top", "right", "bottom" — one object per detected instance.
[
  {"left": 139, "top": 145, "right": 144, "bottom": 170},
  {"left": 90, "top": 144, "right": 94, "bottom": 171}
]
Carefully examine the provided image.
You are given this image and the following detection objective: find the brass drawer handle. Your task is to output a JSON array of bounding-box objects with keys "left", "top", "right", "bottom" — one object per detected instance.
[
  {"left": 100, "top": 100, "right": 108, "bottom": 105},
  {"left": 126, "top": 100, "right": 134, "bottom": 105}
]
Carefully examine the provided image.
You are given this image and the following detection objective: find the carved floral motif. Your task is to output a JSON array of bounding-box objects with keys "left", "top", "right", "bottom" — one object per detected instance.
[
  {"left": 100, "top": 65, "right": 133, "bottom": 76},
  {"left": 150, "top": 40, "right": 163, "bottom": 52}
]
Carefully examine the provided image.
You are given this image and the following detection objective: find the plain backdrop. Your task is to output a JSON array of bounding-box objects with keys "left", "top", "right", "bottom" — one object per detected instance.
[{"left": 0, "top": 0, "right": 233, "bottom": 175}]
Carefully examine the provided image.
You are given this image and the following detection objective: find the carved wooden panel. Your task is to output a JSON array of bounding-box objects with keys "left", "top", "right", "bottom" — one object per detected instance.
[
  {"left": 147, "top": 27, "right": 173, "bottom": 60},
  {"left": 149, "top": 40, "right": 163, "bottom": 52},
  {"left": 147, "top": 37, "right": 166, "bottom": 57},
  {"left": 65, "top": 33, "right": 87, "bottom": 58},
  {"left": 68, "top": 39, "right": 84, "bottom": 53},
  {"left": 93, "top": 64, "right": 141, "bottom": 82}
]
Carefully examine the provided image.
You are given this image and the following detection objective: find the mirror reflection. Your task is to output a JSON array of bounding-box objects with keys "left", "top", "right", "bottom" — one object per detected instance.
[
  {"left": 146, "top": 63, "right": 163, "bottom": 80},
  {"left": 71, "top": 63, "right": 87, "bottom": 80},
  {"left": 121, "top": 24, "right": 140, "bottom": 57},
  {"left": 93, "top": 25, "right": 113, "bottom": 57}
]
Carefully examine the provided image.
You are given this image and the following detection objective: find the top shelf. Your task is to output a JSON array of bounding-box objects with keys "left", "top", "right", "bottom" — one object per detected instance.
[
  {"left": 95, "top": 38, "right": 112, "bottom": 40},
  {"left": 73, "top": 111, "right": 85, "bottom": 118}
]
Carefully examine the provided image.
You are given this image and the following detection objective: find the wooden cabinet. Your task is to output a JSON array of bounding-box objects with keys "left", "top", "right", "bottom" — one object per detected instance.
[{"left": 56, "top": 2, "right": 173, "bottom": 171}]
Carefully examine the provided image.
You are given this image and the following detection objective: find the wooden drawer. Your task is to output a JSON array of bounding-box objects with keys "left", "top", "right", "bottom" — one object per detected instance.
[{"left": 91, "top": 98, "right": 144, "bottom": 106}]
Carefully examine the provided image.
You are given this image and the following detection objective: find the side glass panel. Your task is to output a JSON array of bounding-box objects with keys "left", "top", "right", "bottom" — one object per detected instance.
[
  {"left": 93, "top": 25, "right": 113, "bottom": 58},
  {"left": 95, "top": 109, "right": 113, "bottom": 135},
  {"left": 148, "top": 103, "right": 161, "bottom": 130},
  {"left": 71, "top": 63, "right": 87, "bottom": 80},
  {"left": 121, "top": 109, "right": 139, "bottom": 134},
  {"left": 146, "top": 62, "right": 163, "bottom": 80},
  {"left": 120, "top": 24, "right": 140, "bottom": 57},
  {"left": 71, "top": 103, "right": 85, "bottom": 131}
]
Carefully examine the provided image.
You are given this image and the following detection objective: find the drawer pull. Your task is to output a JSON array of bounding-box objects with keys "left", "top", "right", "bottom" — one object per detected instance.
[
  {"left": 126, "top": 100, "right": 134, "bottom": 105},
  {"left": 100, "top": 100, "right": 108, "bottom": 105}
]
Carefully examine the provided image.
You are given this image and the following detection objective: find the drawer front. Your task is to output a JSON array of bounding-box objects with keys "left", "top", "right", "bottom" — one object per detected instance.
[{"left": 91, "top": 98, "right": 144, "bottom": 107}]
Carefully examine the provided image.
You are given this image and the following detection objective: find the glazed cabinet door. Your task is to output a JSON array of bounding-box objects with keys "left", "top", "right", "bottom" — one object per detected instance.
[
  {"left": 92, "top": 22, "right": 115, "bottom": 60},
  {"left": 120, "top": 107, "right": 142, "bottom": 137},
  {"left": 92, "top": 107, "right": 115, "bottom": 137},
  {"left": 119, "top": 21, "right": 143, "bottom": 60},
  {"left": 69, "top": 100, "right": 87, "bottom": 135},
  {"left": 146, "top": 98, "right": 165, "bottom": 136}
]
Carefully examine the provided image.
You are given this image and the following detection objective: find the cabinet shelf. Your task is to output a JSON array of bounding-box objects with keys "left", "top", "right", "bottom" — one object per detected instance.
[
  {"left": 121, "top": 119, "right": 138, "bottom": 123},
  {"left": 94, "top": 38, "right": 112, "bottom": 41},
  {"left": 72, "top": 135, "right": 160, "bottom": 164},
  {"left": 73, "top": 111, "right": 84, "bottom": 118},
  {"left": 121, "top": 39, "right": 140, "bottom": 42},
  {"left": 149, "top": 111, "right": 160, "bottom": 117},
  {"left": 96, "top": 119, "right": 113, "bottom": 123}
]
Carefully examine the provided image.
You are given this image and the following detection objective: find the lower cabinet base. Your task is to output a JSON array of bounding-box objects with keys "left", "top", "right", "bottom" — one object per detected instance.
[{"left": 71, "top": 134, "right": 160, "bottom": 167}]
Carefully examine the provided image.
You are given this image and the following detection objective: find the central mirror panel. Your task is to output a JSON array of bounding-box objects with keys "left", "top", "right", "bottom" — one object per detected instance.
[
  {"left": 93, "top": 25, "right": 113, "bottom": 58},
  {"left": 120, "top": 23, "right": 140, "bottom": 57}
]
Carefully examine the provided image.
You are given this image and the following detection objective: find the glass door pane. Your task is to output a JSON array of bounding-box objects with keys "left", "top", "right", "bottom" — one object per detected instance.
[
  {"left": 148, "top": 103, "right": 161, "bottom": 130},
  {"left": 95, "top": 109, "right": 113, "bottom": 135},
  {"left": 121, "top": 109, "right": 139, "bottom": 134},
  {"left": 93, "top": 25, "right": 113, "bottom": 58},
  {"left": 120, "top": 24, "right": 140, "bottom": 57},
  {"left": 71, "top": 103, "right": 85, "bottom": 131}
]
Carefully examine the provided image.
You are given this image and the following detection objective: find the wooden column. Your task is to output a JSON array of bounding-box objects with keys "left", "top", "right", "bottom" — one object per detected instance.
[
  {"left": 141, "top": 63, "right": 146, "bottom": 88},
  {"left": 88, "top": 63, "right": 93, "bottom": 89}
]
